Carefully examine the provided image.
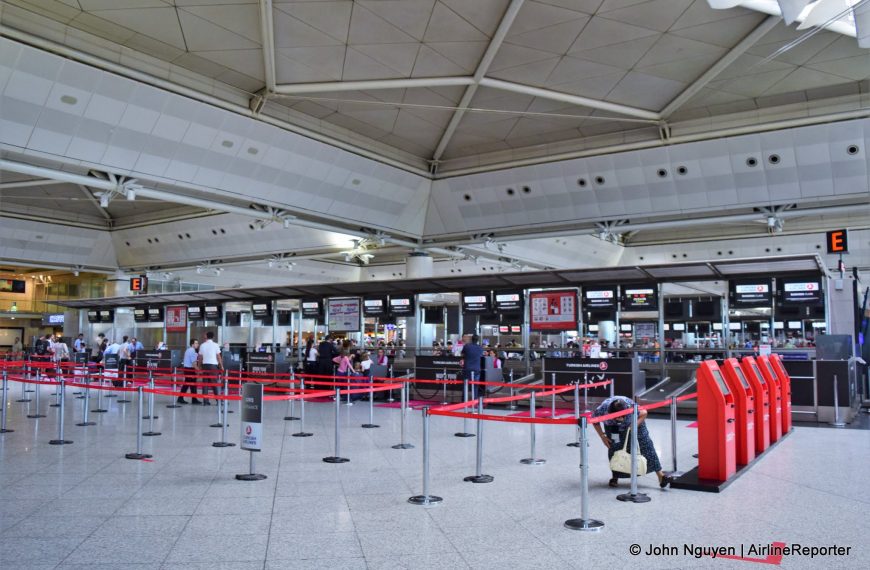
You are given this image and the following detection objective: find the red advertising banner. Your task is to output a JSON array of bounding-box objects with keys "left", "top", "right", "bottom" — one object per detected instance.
[
  {"left": 529, "top": 290, "right": 577, "bottom": 331},
  {"left": 165, "top": 305, "right": 187, "bottom": 332}
]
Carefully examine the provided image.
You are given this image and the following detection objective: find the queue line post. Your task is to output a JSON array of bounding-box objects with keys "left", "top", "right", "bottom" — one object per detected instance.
[
  {"left": 408, "top": 406, "right": 442, "bottom": 506},
  {"left": 617, "top": 403, "right": 650, "bottom": 504},
  {"left": 564, "top": 415, "right": 604, "bottom": 531},
  {"left": 1, "top": 369, "right": 13, "bottom": 433},
  {"left": 48, "top": 378, "right": 72, "bottom": 445}
]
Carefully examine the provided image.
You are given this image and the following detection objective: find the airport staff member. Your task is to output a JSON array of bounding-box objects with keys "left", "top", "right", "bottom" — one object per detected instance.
[
  {"left": 460, "top": 334, "right": 484, "bottom": 397},
  {"left": 178, "top": 339, "right": 200, "bottom": 405},
  {"left": 198, "top": 331, "right": 222, "bottom": 405}
]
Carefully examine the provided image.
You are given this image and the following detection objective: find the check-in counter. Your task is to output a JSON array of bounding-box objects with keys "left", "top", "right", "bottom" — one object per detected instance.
[{"left": 543, "top": 357, "right": 643, "bottom": 400}]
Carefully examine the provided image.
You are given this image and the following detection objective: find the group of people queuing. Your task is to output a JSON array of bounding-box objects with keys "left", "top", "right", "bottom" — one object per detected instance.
[
  {"left": 304, "top": 335, "right": 391, "bottom": 378},
  {"left": 176, "top": 331, "right": 222, "bottom": 405}
]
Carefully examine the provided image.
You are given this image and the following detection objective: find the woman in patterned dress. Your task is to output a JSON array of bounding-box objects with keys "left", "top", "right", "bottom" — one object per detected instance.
[{"left": 592, "top": 395, "right": 672, "bottom": 488}]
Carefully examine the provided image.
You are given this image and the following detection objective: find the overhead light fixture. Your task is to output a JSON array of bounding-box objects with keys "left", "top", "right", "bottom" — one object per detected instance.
[
  {"left": 767, "top": 215, "right": 784, "bottom": 234},
  {"left": 99, "top": 193, "right": 110, "bottom": 208},
  {"left": 126, "top": 188, "right": 136, "bottom": 201}
]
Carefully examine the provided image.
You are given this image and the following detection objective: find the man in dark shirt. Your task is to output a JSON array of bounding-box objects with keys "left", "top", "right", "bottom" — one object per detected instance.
[
  {"left": 460, "top": 334, "right": 484, "bottom": 398},
  {"left": 317, "top": 335, "right": 338, "bottom": 375}
]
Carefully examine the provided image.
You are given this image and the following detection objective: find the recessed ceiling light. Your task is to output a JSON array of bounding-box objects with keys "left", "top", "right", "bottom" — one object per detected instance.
[
  {"left": 351, "top": 179, "right": 361, "bottom": 185},
  {"left": 221, "top": 140, "right": 234, "bottom": 148},
  {"left": 60, "top": 95, "right": 77, "bottom": 105},
  {"left": 35, "top": 235, "right": 43, "bottom": 240},
  {"left": 247, "top": 147, "right": 259, "bottom": 155}
]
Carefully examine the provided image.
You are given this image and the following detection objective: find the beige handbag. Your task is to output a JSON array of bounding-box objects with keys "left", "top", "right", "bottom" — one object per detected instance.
[{"left": 609, "top": 428, "right": 647, "bottom": 475}]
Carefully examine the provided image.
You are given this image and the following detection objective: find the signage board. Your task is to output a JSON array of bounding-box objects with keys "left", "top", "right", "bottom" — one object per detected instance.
[
  {"left": 583, "top": 287, "right": 616, "bottom": 310},
  {"left": 133, "top": 308, "right": 148, "bottom": 322},
  {"left": 634, "top": 322, "right": 656, "bottom": 338},
  {"left": 730, "top": 279, "right": 772, "bottom": 307},
  {"left": 529, "top": 290, "right": 577, "bottom": 331},
  {"left": 389, "top": 296, "right": 414, "bottom": 317},
  {"left": 103, "top": 353, "right": 119, "bottom": 370},
  {"left": 165, "top": 306, "right": 187, "bottom": 332},
  {"left": 147, "top": 307, "right": 163, "bottom": 322},
  {"left": 363, "top": 297, "right": 387, "bottom": 317},
  {"left": 0, "top": 279, "right": 26, "bottom": 293},
  {"left": 87, "top": 310, "right": 100, "bottom": 323},
  {"left": 247, "top": 353, "right": 275, "bottom": 374},
  {"left": 622, "top": 285, "right": 657, "bottom": 311},
  {"left": 826, "top": 229, "right": 848, "bottom": 254},
  {"left": 43, "top": 314, "right": 64, "bottom": 326},
  {"left": 494, "top": 292, "right": 523, "bottom": 313},
  {"left": 462, "top": 292, "right": 490, "bottom": 314},
  {"left": 240, "top": 382, "right": 263, "bottom": 452},
  {"left": 134, "top": 350, "right": 171, "bottom": 370},
  {"left": 543, "top": 357, "right": 638, "bottom": 397},
  {"left": 327, "top": 298, "right": 361, "bottom": 332},
  {"left": 187, "top": 306, "right": 203, "bottom": 321},
  {"left": 499, "top": 325, "right": 509, "bottom": 333},
  {"left": 781, "top": 280, "right": 822, "bottom": 304},
  {"left": 511, "top": 325, "right": 521, "bottom": 334},
  {"left": 99, "top": 309, "right": 114, "bottom": 323}
]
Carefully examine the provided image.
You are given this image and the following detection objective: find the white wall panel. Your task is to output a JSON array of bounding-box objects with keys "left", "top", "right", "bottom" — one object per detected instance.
[{"left": 0, "top": 217, "right": 117, "bottom": 269}]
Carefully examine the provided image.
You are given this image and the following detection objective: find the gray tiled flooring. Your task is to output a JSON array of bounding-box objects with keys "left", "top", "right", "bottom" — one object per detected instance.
[{"left": 1, "top": 383, "right": 869, "bottom": 569}]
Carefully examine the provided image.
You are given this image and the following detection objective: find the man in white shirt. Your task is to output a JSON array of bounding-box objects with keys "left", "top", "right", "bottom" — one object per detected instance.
[
  {"left": 117, "top": 336, "right": 132, "bottom": 387},
  {"left": 198, "top": 331, "right": 222, "bottom": 405},
  {"left": 73, "top": 334, "right": 85, "bottom": 353}
]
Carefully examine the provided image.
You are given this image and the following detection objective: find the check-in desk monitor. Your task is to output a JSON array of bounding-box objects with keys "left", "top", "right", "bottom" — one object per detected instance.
[
  {"left": 697, "top": 361, "right": 737, "bottom": 482},
  {"left": 721, "top": 358, "right": 756, "bottom": 466},
  {"left": 751, "top": 359, "right": 782, "bottom": 443}
]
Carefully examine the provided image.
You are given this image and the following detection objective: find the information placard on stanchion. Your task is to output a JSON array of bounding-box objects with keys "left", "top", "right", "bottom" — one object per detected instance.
[{"left": 236, "top": 382, "right": 266, "bottom": 481}]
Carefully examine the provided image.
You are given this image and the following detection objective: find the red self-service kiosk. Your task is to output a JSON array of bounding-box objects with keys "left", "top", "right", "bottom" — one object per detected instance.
[
  {"left": 746, "top": 356, "right": 782, "bottom": 443},
  {"left": 720, "top": 358, "right": 755, "bottom": 466},
  {"left": 768, "top": 354, "right": 792, "bottom": 434},
  {"left": 740, "top": 356, "right": 770, "bottom": 453},
  {"left": 696, "top": 360, "right": 737, "bottom": 482}
]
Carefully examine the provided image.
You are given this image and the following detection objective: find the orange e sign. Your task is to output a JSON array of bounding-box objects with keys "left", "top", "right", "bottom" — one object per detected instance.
[
  {"left": 129, "top": 275, "right": 148, "bottom": 292},
  {"left": 826, "top": 229, "right": 848, "bottom": 254}
]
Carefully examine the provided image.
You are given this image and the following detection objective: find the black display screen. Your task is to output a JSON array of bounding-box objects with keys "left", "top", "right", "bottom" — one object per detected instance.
[
  {"left": 733, "top": 366, "right": 750, "bottom": 389},
  {"left": 665, "top": 301, "right": 684, "bottom": 318},
  {"left": 389, "top": 296, "right": 414, "bottom": 317},
  {"left": 781, "top": 279, "right": 822, "bottom": 305},
  {"left": 711, "top": 369, "right": 730, "bottom": 395},
  {"left": 694, "top": 301, "right": 717, "bottom": 319},
  {"left": 252, "top": 303, "right": 271, "bottom": 318},
  {"left": 622, "top": 286, "right": 657, "bottom": 311},
  {"left": 188, "top": 306, "right": 203, "bottom": 321},
  {"left": 363, "top": 297, "right": 387, "bottom": 317},
  {"left": 583, "top": 287, "right": 616, "bottom": 310},
  {"left": 730, "top": 279, "right": 772, "bottom": 307},
  {"left": 204, "top": 305, "right": 222, "bottom": 320},
  {"left": 99, "top": 309, "right": 114, "bottom": 323},
  {"left": 462, "top": 292, "right": 490, "bottom": 314},
  {"left": 87, "top": 310, "right": 100, "bottom": 323},
  {"left": 133, "top": 308, "right": 148, "bottom": 322},
  {"left": 301, "top": 300, "right": 321, "bottom": 317},
  {"left": 494, "top": 292, "right": 523, "bottom": 313},
  {"left": 147, "top": 307, "right": 163, "bottom": 322}
]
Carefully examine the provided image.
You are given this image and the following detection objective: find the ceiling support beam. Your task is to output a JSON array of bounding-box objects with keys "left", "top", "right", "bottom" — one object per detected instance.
[
  {"left": 272, "top": 76, "right": 475, "bottom": 95},
  {"left": 76, "top": 184, "right": 113, "bottom": 222},
  {"left": 0, "top": 178, "right": 67, "bottom": 190},
  {"left": 431, "top": 0, "right": 526, "bottom": 163},
  {"left": 660, "top": 15, "right": 780, "bottom": 119},
  {"left": 259, "top": 0, "right": 277, "bottom": 94},
  {"left": 478, "top": 78, "right": 662, "bottom": 121}
]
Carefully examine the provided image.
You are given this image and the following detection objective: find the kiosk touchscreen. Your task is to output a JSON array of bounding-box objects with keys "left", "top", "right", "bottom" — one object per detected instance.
[
  {"left": 739, "top": 357, "right": 770, "bottom": 453},
  {"left": 720, "top": 358, "right": 755, "bottom": 466},
  {"left": 696, "top": 361, "right": 737, "bottom": 482},
  {"left": 767, "top": 354, "right": 792, "bottom": 433},
  {"left": 747, "top": 356, "right": 781, "bottom": 443}
]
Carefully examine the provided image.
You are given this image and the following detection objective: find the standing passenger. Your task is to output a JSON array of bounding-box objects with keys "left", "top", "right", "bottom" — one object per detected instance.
[
  {"left": 198, "top": 332, "right": 222, "bottom": 406},
  {"left": 178, "top": 339, "right": 200, "bottom": 405}
]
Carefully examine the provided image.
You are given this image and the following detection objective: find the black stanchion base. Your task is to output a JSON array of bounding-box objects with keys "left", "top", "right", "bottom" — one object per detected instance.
[
  {"left": 564, "top": 518, "right": 604, "bottom": 531},
  {"left": 143, "top": 431, "right": 162, "bottom": 437},
  {"left": 75, "top": 422, "right": 96, "bottom": 426},
  {"left": 454, "top": 432, "right": 475, "bottom": 438},
  {"left": 142, "top": 415, "right": 159, "bottom": 420},
  {"left": 49, "top": 393, "right": 59, "bottom": 396},
  {"left": 210, "top": 423, "right": 226, "bottom": 428},
  {"left": 519, "top": 458, "right": 546, "bottom": 465},
  {"left": 73, "top": 392, "right": 82, "bottom": 395},
  {"left": 91, "top": 409, "right": 108, "bottom": 413},
  {"left": 15, "top": 398, "right": 32, "bottom": 403},
  {"left": 283, "top": 416, "right": 300, "bottom": 421},
  {"left": 227, "top": 409, "right": 234, "bottom": 413},
  {"left": 75, "top": 396, "right": 85, "bottom": 399},
  {"left": 408, "top": 494, "right": 442, "bottom": 506},
  {"left": 292, "top": 432, "right": 313, "bottom": 437},
  {"left": 49, "top": 404, "right": 60, "bottom": 407},
  {"left": 235, "top": 473, "right": 267, "bottom": 481},
  {"left": 566, "top": 442, "right": 580, "bottom": 447},
  {"left": 104, "top": 394, "right": 117, "bottom": 398},
  {"left": 464, "top": 474, "right": 494, "bottom": 484},
  {"left": 361, "top": 424, "right": 380, "bottom": 429},
  {"left": 166, "top": 404, "right": 181, "bottom": 409},
  {"left": 323, "top": 456, "right": 350, "bottom": 463},
  {"left": 117, "top": 399, "right": 131, "bottom": 404},
  {"left": 26, "top": 414, "right": 47, "bottom": 419},
  {"left": 617, "top": 492, "right": 651, "bottom": 503},
  {"left": 391, "top": 443, "right": 414, "bottom": 449},
  {"left": 0, "top": 428, "right": 14, "bottom": 433},
  {"left": 24, "top": 389, "right": 35, "bottom": 393},
  {"left": 125, "top": 453, "right": 152, "bottom": 460},
  {"left": 212, "top": 442, "right": 236, "bottom": 448},
  {"left": 49, "top": 439, "right": 73, "bottom": 445}
]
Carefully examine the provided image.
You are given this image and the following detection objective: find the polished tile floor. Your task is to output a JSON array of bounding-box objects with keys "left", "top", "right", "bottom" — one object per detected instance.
[{"left": 1, "top": 383, "right": 868, "bottom": 569}]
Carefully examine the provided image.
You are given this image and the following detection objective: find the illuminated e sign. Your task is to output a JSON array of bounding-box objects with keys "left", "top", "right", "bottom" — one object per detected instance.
[{"left": 826, "top": 229, "right": 848, "bottom": 254}]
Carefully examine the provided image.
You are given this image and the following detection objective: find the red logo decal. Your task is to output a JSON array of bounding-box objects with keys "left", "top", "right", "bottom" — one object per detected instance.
[{"left": 599, "top": 362, "right": 608, "bottom": 371}]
